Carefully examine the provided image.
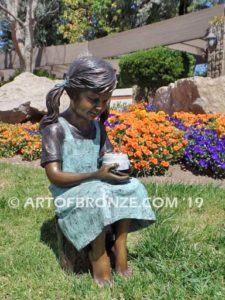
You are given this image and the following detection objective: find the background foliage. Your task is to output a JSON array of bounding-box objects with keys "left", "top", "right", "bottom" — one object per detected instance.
[
  {"left": 58, "top": 0, "right": 137, "bottom": 42},
  {"left": 119, "top": 47, "right": 195, "bottom": 92},
  {"left": 57, "top": 0, "right": 223, "bottom": 43}
]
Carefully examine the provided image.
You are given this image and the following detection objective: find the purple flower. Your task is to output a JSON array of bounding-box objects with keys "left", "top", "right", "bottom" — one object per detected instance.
[
  {"left": 145, "top": 104, "right": 156, "bottom": 112},
  {"left": 168, "top": 117, "right": 187, "bottom": 131},
  {"left": 198, "top": 159, "right": 208, "bottom": 168},
  {"left": 212, "top": 153, "right": 220, "bottom": 161},
  {"left": 104, "top": 120, "right": 120, "bottom": 128},
  {"left": 193, "top": 145, "right": 204, "bottom": 155},
  {"left": 25, "top": 129, "right": 40, "bottom": 136},
  {"left": 108, "top": 113, "right": 116, "bottom": 118},
  {"left": 182, "top": 126, "right": 225, "bottom": 177}
]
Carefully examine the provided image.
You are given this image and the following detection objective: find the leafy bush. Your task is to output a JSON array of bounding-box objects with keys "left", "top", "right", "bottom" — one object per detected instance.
[
  {"left": 33, "top": 69, "right": 56, "bottom": 80},
  {"left": 119, "top": 47, "right": 195, "bottom": 91}
]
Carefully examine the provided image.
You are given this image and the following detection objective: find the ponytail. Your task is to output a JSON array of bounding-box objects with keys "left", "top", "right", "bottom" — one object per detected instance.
[
  {"left": 39, "top": 86, "right": 64, "bottom": 131},
  {"left": 100, "top": 104, "right": 110, "bottom": 125}
]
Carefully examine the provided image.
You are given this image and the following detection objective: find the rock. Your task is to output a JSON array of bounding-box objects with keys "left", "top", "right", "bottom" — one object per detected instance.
[
  {"left": 0, "top": 72, "right": 70, "bottom": 123},
  {"left": 153, "top": 76, "right": 225, "bottom": 115}
]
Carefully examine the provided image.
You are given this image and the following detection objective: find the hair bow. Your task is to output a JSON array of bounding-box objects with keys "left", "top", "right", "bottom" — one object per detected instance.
[{"left": 55, "top": 76, "right": 70, "bottom": 89}]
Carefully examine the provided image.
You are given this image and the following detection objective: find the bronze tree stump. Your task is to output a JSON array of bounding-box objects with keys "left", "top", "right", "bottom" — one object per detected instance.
[{"left": 55, "top": 217, "right": 115, "bottom": 274}]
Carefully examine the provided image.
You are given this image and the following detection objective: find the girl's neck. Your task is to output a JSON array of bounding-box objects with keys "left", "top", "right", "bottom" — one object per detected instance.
[{"left": 61, "top": 108, "right": 91, "bottom": 130}]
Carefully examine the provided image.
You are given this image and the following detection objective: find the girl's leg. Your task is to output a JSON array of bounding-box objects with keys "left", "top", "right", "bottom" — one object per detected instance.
[
  {"left": 111, "top": 219, "right": 132, "bottom": 276},
  {"left": 89, "top": 229, "right": 113, "bottom": 286}
]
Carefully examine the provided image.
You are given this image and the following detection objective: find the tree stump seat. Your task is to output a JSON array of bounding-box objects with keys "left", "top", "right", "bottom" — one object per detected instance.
[{"left": 55, "top": 217, "right": 115, "bottom": 274}]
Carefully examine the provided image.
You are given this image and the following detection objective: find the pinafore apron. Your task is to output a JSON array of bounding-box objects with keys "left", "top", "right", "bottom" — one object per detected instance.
[{"left": 49, "top": 117, "right": 156, "bottom": 251}]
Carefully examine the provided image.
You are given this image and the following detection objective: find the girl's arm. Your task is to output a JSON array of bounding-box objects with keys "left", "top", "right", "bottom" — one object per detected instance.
[{"left": 45, "top": 161, "right": 129, "bottom": 187}]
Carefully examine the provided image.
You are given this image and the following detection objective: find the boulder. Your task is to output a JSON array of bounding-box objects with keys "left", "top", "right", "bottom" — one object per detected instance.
[
  {"left": 0, "top": 72, "right": 70, "bottom": 123},
  {"left": 153, "top": 76, "right": 225, "bottom": 115}
]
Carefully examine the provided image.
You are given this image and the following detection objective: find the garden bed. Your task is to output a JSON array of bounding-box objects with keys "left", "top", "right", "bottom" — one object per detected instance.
[{"left": 1, "top": 103, "right": 225, "bottom": 179}]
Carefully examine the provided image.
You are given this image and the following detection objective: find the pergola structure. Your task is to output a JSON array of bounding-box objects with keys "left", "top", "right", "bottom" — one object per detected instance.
[{"left": 0, "top": 4, "right": 224, "bottom": 79}]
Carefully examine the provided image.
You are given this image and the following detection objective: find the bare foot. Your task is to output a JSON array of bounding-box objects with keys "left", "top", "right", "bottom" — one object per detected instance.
[
  {"left": 118, "top": 267, "right": 133, "bottom": 278},
  {"left": 88, "top": 250, "right": 114, "bottom": 287},
  {"left": 94, "top": 278, "right": 115, "bottom": 288},
  {"left": 111, "top": 245, "right": 133, "bottom": 278}
]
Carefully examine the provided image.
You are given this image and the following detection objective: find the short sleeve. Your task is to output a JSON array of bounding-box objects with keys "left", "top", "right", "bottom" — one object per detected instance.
[{"left": 40, "top": 123, "right": 64, "bottom": 168}]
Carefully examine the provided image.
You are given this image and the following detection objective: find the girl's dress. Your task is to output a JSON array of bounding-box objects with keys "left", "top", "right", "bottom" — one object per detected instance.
[{"left": 49, "top": 116, "right": 156, "bottom": 251}]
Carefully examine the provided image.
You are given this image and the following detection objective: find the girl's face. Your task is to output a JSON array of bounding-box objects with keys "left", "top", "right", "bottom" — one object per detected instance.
[{"left": 70, "top": 90, "right": 112, "bottom": 121}]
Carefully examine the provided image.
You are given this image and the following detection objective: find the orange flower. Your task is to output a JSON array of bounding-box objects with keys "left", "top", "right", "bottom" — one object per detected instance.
[
  {"left": 134, "top": 150, "right": 142, "bottom": 158},
  {"left": 2, "top": 132, "right": 9, "bottom": 138},
  {"left": 127, "top": 151, "right": 134, "bottom": 157},
  {"left": 160, "top": 161, "right": 169, "bottom": 168},
  {"left": 149, "top": 158, "right": 158, "bottom": 165},
  {"left": 149, "top": 143, "right": 158, "bottom": 150},
  {"left": 163, "top": 149, "right": 169, "bottom": 155},
  {"left": 161, "top": 141, "right": 167, "bottom": 147},
  {"left": 173, "top": 143, "right": 183, "bottom": 151}
]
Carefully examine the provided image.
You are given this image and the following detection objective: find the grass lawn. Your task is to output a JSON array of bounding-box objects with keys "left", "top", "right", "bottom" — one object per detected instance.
[{"left": 0, "top": 162, "right": 225, "bottom": 300}]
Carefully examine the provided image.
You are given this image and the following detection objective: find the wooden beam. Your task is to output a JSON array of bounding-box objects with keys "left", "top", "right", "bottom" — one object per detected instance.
[
  {"left": 183, "top": 39, "right": 207, "bottom": 49},
  {"left": 166, "top": 43, "right": 205, "bottom": 56},
  {"left": 34, "top": 42, "right": 89, "bottom": 67},
  {"left": 88, "top": 4, "right": 224, "bottom": 57},
  {"left": 50, "top": 59, "right": 119, "bottom": 78},
  {"left": 0, "top": 4, "right": 223, "bottom": 70}
]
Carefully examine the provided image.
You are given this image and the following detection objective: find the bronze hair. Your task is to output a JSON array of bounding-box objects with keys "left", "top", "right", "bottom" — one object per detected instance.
[{"left": 40, "top": 56, "right": 117, "bottom": 131}]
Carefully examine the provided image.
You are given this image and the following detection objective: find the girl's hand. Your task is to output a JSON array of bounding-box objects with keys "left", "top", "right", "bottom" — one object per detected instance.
[{"left": 95, "top": 164, "right": 130, "bottom": 182}]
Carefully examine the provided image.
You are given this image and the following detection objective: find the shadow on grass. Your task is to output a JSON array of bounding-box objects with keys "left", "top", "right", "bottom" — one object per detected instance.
[
  {"left": 40, "top": 216, "right": 118, "bottom": 276},
  {"left": 40, "top": 216, "right": 59, "bottom": 258},
  {"left": 40, "top": 216, "right": 91, "bottom": 275},
  {"left": 181, "top": 160, "right": 225, "bottom": 179}
]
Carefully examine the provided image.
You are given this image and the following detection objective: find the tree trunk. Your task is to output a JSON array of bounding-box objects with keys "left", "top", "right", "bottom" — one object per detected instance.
[
  {"left": 55, "top": 217, "right": 115, "bottom": 274},
  {"left": 24, "top": 1, "right": 33, "bottom": 72},
  {"left": 10, "top": 20, "right": 26, "bottom": 70},
  {"left": 2, "top": 0, "right": 38, "bottom": 72},
  {"left": 179, "top": 0, "right": 192, "bottom": 16},
  {"left": 55, "top": 217, "right": 91, "bottom": 274},
  {"left": 22, "top": 0, "right": 38, "bottom": 72}
]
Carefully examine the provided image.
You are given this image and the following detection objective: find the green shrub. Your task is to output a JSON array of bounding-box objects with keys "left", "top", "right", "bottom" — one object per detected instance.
[
  {"left": 33, "top": 69, "right": 56, "bottom": 79},
  {"left": 119, "top": 47, "right": 195, "bottom": 92}
]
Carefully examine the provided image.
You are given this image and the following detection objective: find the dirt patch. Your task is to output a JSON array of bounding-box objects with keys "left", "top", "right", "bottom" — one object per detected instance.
[
  {"left": 0, "top": 155, "right": 41, "bottom": 168},
  {"left": 0, "top": 155, "right": 225, "bottom": 188},
  {"left": 141, "top": 164, "right": 225, "bottom": 188}
]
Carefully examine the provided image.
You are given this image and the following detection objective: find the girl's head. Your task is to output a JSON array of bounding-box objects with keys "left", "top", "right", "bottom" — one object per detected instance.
[{"left": 40, "top": 56, "right": 117, "bottom": 130}]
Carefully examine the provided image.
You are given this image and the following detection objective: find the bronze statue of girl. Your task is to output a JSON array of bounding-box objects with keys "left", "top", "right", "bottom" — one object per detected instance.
[{"left": 40, "top": 56, "right": 156, "bottom": 287}]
